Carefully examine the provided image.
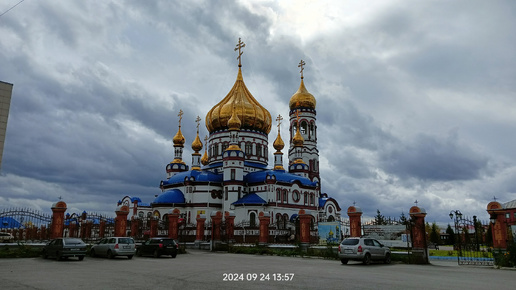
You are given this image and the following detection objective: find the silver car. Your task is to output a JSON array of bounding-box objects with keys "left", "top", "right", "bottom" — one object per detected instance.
[
  {"left": 90, "top": 237, "right": 136, "bottom": 259},
  {"left": 338, "top": 237, "right": 391, "bottom": 265}
]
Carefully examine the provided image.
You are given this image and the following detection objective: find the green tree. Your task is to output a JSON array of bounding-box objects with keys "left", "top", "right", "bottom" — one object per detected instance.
[
  {"left": 399, "top": 212, "right": 408, "bottom": 226},
  {"left": 485, "top": 224, "right": 492, "bottom": 247},
  {"left": 430, "top": 222, "right": 440, "bottom": 244},
  {"left": 374, "top": 209, "right": 386, "bottom": 225},
  {"left": 446, "top": 224, "right": 455, "bottom": 245},
  {"left": 425, "top": 222, "right": 432, "bottom": 242}
]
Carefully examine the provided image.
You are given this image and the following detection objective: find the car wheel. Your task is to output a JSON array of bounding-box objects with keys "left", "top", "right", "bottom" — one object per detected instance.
[
  {"left": 153, "top": 250, "right": 160, "bottom": 258},
  {"left": 384, "top": 253, "right": 391, "bottom": 264},
  {"left": 107, "top": 250, "right": 115, "bottom": 259},
  {"left": 56, "top": 252, "right": 63, "bottom": 261},
  {"left": 171, "top": 253, "right": 177, "bottom": 258},
  {"left": 363, "top": 253, "right": 371, "bottom": 265},
  {"left": 127, "top": 255, "right": 133, "bottom": 259},
  {"left": 340, "top": 259, "right": 348, "bottom": 264},
  {"left": 42, "top": 250, "right": 48, "bottom": 259},
  {"left": 78, "top": 256, "right": 84, "bottom": 261},
  {"left": 90, "top": 249, "right": 96, "bottom": 257},
  {"left": 136, "top": 249, "right": 142, "bottom": 257}
]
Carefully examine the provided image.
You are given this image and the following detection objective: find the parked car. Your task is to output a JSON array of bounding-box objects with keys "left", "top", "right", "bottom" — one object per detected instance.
[
  {"left": 90, "top": 237, "right": 136, "bottom": 259},
  {"left": 42, "top": 238, "right": 87, "bottom": 261},
  {"left": 136, "top": 238, "right": 178, "bottom": 258},
  {"left": 1, "top": 232, "right": 14, "bottom": 243},
  {"left": 338, "top": 237, "right": 391, "bottom": 265}
]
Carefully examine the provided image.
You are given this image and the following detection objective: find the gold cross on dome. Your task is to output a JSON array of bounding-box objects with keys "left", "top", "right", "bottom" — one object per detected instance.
[
  {"left": 235, "top": 38, "right": 246, "bottom": 67},
  {"left": 414, "top": 200, "right": 418, "bottom": 206},
  {"left": 178, "top": 109, "right": 184, "bottom": 127},
  {"left": 195, "top": 116, "right": 201, "bottom": 132},
  {"left": 298, "top": 59, "right": 306, "bottom": 79},
  {"left": 295, "top": 105, "right": 300, "bottom": 123},
  {"left": 276, "top": 114, "right": 283, "bottom": 130}
]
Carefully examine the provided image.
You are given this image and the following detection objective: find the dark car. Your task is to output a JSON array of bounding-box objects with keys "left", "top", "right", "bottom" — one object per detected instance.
[
  {"left": 136, "top": 238, "right": 178, "bottom": 258},
  {"left": 42, "top": 238, "right": 87, "bottom": 261}
]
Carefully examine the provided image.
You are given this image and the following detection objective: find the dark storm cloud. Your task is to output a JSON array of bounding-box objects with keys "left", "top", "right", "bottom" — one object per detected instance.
[{"left": 380, "top": 131, "right": 489, "bottom": 181}]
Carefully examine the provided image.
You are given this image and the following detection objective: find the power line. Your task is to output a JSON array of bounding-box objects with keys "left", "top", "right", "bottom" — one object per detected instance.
[{"left": 0, "top": 0, "right": 26, "bottom": 18}]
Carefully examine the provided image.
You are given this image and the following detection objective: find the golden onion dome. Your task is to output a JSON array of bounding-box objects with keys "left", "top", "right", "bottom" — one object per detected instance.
[
  {"left": 289, "top": 79, "right": 316, "bottom": 110},
  {"left": 273, "top": 131, "right": 284, "bottom": 152},
  {"left": 173, "top": 127, "right": 185, "bottom": 147},
  {"left": 206, "top": 67, "right": 272, "bottom": 134},
  {"left": 292, "top": 125, "right": 304, "bottom": 147},
  {"left": 191, "top": 133, "right": 203, "bottom": 152},
  {"left": 201, "top": 148, "right": 209, "bottom": 165}
]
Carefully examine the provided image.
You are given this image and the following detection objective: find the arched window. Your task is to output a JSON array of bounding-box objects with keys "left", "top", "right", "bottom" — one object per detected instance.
[
  {"left": 256, "top": 144, "right": 262, "bottom": 157},
  {"left": 277, "top": 189, "right": 281, "bottom": 201},
  {"left": 304, "top": 192, "right": 308, "bottom": 204},
  {"left": 283, "top": 214, "right": 288, "bottom": 229},
  {"left": 245, "top": 142, "right": 252, "bottom": 155},
  {"left": 250, "top": 212, "right": 257, "bottom": 227},
  {"left": 300, "top": 121, "right": 307, "bottom": 135},
  {"left": 310, "top": 122, "right": 315, "bottom": 140},
  {"left": 310, "top": 193, "right": 314, "bottom": 205},
  {"left": 282, "top": 190, "right": 288, "bottom": 203}
]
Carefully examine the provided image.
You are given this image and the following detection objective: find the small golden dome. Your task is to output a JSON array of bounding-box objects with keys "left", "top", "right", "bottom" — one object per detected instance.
[
  {"left": 289, "top": 79, "right": 316, "bottom": 110},
  {"left": 227, "top": 105, "right": 242, "bottom": 131},
  {"left": 173, "top": 127, "right": 185, "bottom": 147},
  {"left": 206, "top": 67, "right": 272, "bottom": 134},
  {"left": 201, "top": 148, "right": 209, "bottom": 166},
  {"left": 292, "top": 125, "right": 304, "bottom": 147},
  {"left": 191, "top": 133, "right": 203, "bottom": 152},
  {"left": 273, "top": 131, "right": 284, "bottom": 152}
]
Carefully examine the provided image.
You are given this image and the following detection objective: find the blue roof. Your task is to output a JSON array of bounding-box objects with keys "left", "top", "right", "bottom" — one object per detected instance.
[
  {"left": 319, "top": 197, "right": 327, "bottom": 207},
  {"left": 232, "top": 193, "right": 267, "bottom": 205},
  {"left": 153, "top": 189, "right": 185, "bottom": 204},
  {"left": 162, "top": 170, "right": 223, "bottom": 186},
  {"left": 0, "top": 217, "right": 22, "bottom": 229},
  {"left": 245, "top": 170, "right": 317, "bottom": 187},
  {"left": 130, "top": 197, "right": 142, "bottom": 203}
]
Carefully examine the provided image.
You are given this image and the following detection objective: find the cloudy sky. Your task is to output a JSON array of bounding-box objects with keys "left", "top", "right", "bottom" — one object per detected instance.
[{"left": 1, "top": 0, "right": 515, "bottom": 225}]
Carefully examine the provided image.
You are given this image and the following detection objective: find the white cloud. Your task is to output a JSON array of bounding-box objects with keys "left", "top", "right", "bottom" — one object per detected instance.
[{"left": 1, "top": 0, "right": 515, "bottom": 223}]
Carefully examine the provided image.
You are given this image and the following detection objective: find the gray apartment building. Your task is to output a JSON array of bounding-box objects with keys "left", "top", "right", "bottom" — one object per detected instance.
[{"left": 0, "top": 81, "right": 13, "bottom": 171}]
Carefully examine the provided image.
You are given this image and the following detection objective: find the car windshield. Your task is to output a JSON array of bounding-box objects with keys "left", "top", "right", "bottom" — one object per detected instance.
[
  {"left": 341, "top": 239, "right": 359, "bottom": 245},
  {"left": 64, "top": 238, "right": 84, "bottom": 245}
]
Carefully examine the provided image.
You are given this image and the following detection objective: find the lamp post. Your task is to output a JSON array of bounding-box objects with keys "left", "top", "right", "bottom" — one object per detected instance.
[{"left": 449, "top": 210, "right": 463, "bottom": 263}]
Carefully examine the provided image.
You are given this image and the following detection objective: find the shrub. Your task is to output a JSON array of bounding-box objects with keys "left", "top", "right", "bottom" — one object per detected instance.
[{"left": 0, "top": 243, "right": 41, "bottom": 258}]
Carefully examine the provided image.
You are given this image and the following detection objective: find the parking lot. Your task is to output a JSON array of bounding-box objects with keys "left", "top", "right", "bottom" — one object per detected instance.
[{"left": 1, "top": 249, "right": 515, "bottom": 290}]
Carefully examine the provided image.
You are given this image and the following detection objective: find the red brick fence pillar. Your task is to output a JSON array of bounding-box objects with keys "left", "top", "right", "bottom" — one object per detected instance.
[
  {"left": 347, "top": 206, "right": 362, "bottom": 237},
  {"left": 487, "top": 201, "right": 508, "bottom": 250},
  {"left": 51, "top": 201, "right": 67, "bottom": 239},
  {"left": 409, "top": 206, "right": 428, "bottom": 264}
]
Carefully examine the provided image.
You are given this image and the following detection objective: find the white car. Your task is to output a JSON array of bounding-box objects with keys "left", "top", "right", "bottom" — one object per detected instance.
[
  {"left": 338, "top": 237, "right": 391, "bottom": 265},
  {"left": 0, "top": 232, "right": 14, "bottom": 243},
  {"left": 90, "top": 237, "right": 136, "bottom": 259}
]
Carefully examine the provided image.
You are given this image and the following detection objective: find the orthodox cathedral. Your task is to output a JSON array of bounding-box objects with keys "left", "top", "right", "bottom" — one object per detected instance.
[{"left": 118, "top": 39, "right": 341, "bottom": 229}]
